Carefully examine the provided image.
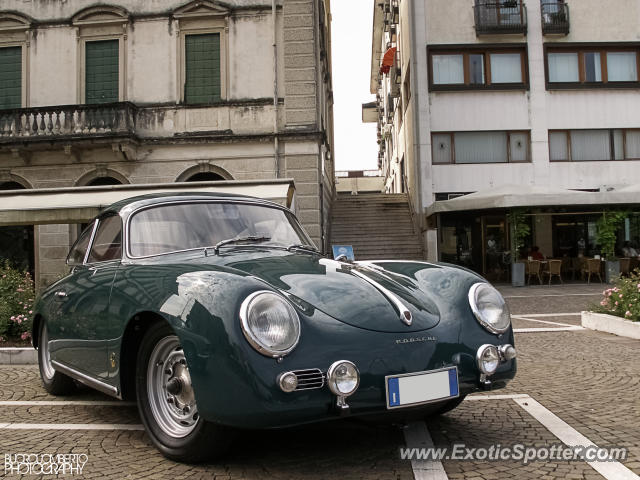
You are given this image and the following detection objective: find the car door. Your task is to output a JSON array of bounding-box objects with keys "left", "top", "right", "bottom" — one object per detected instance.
[{"left": 53, "top": 214, "right": 122, "bottom": 379}]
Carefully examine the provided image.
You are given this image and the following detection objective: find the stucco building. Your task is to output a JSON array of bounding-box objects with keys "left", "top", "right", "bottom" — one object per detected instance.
[
  {"left": 0, "top": 0, "right": 334, "bottom": 287},
  {"left": 366, "top": 0, "right": 640, "bottom": 280}
]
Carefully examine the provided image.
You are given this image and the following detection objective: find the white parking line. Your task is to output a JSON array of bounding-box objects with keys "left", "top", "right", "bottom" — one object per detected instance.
[
  {"left": 466, "top": 394, "right": 530, "bottom": 401},
  {"left": 514, "top": 397, "right": 640, "bottom": 480},
  {"left": 0, "top": 400, "right": 135, "bottom": 407},
  {"left": 403, "top": 421, "right": 448, "bottom": 480},
  {"left": 512, "top": 316, "right": 582, "bottom": 328},
  {"left": 503, "top": 293, "right": 600, "bottom": 298},
  {"left": 514, "top": 327, "right": 585, "bottom": 333},
  {"left": 0, "top": 423, "right": 144, "bottom": 431},
  {"left": 512, "top": 313, "right": 582, "bottom": 317}
]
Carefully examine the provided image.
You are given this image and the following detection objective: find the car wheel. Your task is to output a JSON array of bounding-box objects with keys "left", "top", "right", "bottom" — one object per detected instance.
[
  {"left": 136, "top": 321, "right": 232, "bottom": 462},
  {"left": 38, "top": 321, "right": 76, "bottom": 395},
  {"left": 430, "top": 395, "right": 466, "bottom": 416}
]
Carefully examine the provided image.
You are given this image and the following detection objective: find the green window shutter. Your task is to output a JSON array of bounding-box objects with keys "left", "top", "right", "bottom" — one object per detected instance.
[
  {"left": 184, "top": 33, "right": 221, "bottom": 104},
  {"left": 85, "top": 40, "right": 119, "bottom": 104},
  {"left": 0, "top": 46, "right": 22, "bottom": 109}
]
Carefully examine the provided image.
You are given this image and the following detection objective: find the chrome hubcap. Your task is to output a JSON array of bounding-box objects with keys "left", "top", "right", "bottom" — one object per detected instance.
[
  {"left": 147, "top": 336, "right": 198, "bottom": 438},
  {"left": 40, "top": 324, "right": 55, "bottom": 381}
]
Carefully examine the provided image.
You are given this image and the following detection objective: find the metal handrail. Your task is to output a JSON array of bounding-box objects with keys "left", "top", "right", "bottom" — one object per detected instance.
[
  {"left": 474, "top": 1, "right": 527, "bottom": 34},
  {"left": 541, "top": 2, "right": 569, "bottom": 34}
]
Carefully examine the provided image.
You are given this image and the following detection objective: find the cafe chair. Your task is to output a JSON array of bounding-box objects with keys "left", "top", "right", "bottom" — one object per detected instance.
[
  {"left": 620, "top": 257, "right": 631, "bottom": 276},
  {"left": 543, "top": 259, "right": 563, "bottom": 285},
  {"left": 582, "top": 258, "right": 603, "bottom": 284},
  {"left": 527, "top": 260, "right": 542, "bottom": 285}
]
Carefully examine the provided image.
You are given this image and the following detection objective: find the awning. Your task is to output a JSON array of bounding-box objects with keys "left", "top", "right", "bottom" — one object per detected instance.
[
  {"left": 0, "top": 179, "right": 295, "bottom": 226},
  {"left": 426, "top": 184, "right": 640, "bottom": 216}
]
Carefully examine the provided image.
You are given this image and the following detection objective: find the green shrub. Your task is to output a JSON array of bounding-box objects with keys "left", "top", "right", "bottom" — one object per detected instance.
[
  {"left": 0, "top": 262, "right": 35, "bottom": 342},
  {"left": 591, "top": 269, "right": 640, "bottom": 322}
]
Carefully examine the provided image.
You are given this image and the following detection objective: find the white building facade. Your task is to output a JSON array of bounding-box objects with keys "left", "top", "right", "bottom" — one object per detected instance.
[
  {"left": 368, "top": 0, "right": 640, "bottom": 279},
  {"left": 0, "top": 0, "right": 335, "bottom": 287}
]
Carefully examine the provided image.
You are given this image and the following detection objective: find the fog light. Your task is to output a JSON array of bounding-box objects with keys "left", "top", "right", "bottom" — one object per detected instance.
[
  {"left": 499, "top": 344, "right": 517, "bottom": 361},
  {"left": 476, "top": 344, "right": 500, "bottom": 375},
  {"left": 327, "top": 360, "right": 360, "bottom": 397},
  {"left": 278, "top": 372, "right": 298, "bottom": 392}
]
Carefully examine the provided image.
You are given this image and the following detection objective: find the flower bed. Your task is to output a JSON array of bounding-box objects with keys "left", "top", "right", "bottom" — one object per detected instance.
[
  {"left": 0, "top": 262, "right": 34, "bottom": 345},
  {"left": 590, "top": 269, "right": 640, "bottom": 322}
]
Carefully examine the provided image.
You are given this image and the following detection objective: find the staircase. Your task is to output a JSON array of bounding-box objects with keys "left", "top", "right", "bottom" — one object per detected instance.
[{"left": 329, "top": 193, "right": 425, "bottom": 261}]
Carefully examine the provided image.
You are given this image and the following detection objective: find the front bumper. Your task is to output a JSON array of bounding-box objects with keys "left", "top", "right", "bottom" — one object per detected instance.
[{"left": 182, "top": 307, "right": 517, "bottom": 430}]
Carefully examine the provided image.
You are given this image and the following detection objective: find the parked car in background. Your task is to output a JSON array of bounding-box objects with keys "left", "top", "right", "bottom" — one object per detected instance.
[{"left": 33, "top": 193, "right": 517, "bottom": 462}]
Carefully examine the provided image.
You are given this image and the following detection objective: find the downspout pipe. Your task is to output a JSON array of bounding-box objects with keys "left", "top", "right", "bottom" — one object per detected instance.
[{"left": 273, "top": 0, "right": 280, "bottom": 177}]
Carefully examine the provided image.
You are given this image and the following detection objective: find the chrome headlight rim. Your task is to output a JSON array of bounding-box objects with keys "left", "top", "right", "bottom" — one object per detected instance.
[
  {"left": 468, "top": 282, "right": 511, "bottom": 334},
  {"left": 326, "top": 360, "right": 360, "bottom": 397},
  {"left": 239, "top": 290, "right": 301, "bottom": 358},
  {"left": 476, "top": 344, "right": 500, "bottom": 375}
]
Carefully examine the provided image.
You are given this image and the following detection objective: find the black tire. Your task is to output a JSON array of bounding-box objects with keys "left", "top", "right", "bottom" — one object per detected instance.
[
  {"left": 430, "top": 395, "right": 466, "bottom": 416},
  {"left": 135, "top": 321, "right": 233, "bottom": 462},
  {"left": 38, "top": 321, "right": 76, "bottom": 395}
]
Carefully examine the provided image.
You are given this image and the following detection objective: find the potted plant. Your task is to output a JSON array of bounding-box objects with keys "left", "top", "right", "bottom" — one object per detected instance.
[
  {"left": 596, "top": 211, "right": 626, "bottom": 283},
  {"left": 508, "top": 209, "right": 530, "bottom": 287}
]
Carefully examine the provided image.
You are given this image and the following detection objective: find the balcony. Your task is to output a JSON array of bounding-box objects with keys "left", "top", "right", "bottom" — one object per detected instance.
[
  {"left": 0, "top": 102, "right": 137, "bottom": 144},
  {"left": 474, "top": 1, "right": 527, "bottom": 36},
  {"left": 541, "top": 2, "right": 569, "bottom": 35}
]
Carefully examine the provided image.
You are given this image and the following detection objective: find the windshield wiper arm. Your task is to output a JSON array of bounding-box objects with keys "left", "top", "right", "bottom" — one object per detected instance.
[
  {"left": 212, "top": 236, "right": 271, "bottom": 255},
  {"left": 287, "top": 243, "right": 319, "bottom": 254}
]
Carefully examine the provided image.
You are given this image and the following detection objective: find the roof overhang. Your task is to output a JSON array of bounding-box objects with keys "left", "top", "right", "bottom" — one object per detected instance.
[
  {"left": 361, "top": 101, "right": 377, "bottom": 123},
  {"left": 0, "top": 179, "right": 295, "bottom": 226},
  {"left": 426, "top": 184, "right": 640, "bottom": 216}
]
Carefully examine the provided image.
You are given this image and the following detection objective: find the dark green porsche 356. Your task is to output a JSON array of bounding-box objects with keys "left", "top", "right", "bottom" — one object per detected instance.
[{"left": 32, "top": 193, "right": 516, "bottom": 462}]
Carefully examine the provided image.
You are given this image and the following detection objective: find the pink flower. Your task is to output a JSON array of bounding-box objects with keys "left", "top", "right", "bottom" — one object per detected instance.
[
  {"left": 600, "top": 300, "right": 607, "bottom": 306},
  {"left": 28, "top": 310, "right": 32, "bottom": 314},
  {"left": 625, "top": 311, "right": 632, "bottom": 317},
  {"left": 619, "top": 294, "right": 624, "bottom": 298},
  {"left": 10, "top": 316, "right": 15, "bottom": 320},
  {"left": 615, "top": 301, "right": 619, "bottom": 305},
  {"left": 17, "top": 318, "right": 22, "bottom": 324},
  {"left": 20, "top": 332, "right": 31, "bottom": 341}
]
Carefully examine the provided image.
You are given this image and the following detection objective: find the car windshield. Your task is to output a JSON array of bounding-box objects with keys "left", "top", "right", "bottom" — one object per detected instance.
[{"left": 129, "top": 201, "right": 313, "bottom": 257}]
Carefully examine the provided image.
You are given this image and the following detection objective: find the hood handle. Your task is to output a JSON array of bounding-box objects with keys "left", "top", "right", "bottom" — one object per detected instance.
[{"left": 350, "top": 269, "right": 413, "bottom": 326}]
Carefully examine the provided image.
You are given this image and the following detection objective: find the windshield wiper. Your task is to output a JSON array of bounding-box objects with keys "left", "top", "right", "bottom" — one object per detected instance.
[
  {"left": 287, "top": 243, "right": 319, "bottom": 254},
  {"left": 212, "top": 236, "right": 271, "bottom": 255}
]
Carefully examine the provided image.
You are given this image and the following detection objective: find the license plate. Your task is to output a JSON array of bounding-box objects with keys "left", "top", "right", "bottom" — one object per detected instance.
[{"left": 385, "top": 367, "right": 459, "bottom": 409}]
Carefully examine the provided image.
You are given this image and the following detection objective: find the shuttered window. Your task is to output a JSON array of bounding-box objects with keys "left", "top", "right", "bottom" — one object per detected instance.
[
  {"left": 0, "top": 46, "right": 22, "bottom": 109},
  {"left": 184, "top": 33, "right": 221, "bottom": 104},
  {"left": 85, "top": 40, "right": 119, "bottom": 104}
]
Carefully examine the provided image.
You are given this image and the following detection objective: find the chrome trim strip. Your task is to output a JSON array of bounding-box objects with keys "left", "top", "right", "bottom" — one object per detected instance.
[
  {"left": 350, "top": 269, "right": 413, "bottom": 326},
  {"left": 51, "top": 360, "right": 120, "bottom": 398}
]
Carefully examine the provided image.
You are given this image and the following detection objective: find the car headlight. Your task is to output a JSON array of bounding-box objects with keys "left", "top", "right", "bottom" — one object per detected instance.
[
  {"left": 327, "top": 360, "right": 360, "bottom": 397},
  {"left": 240, "top": 291, "right": 301, "bottom": 357},
  {"left": 468, "top": 283, "right": 511, "bottom": 334},
  {"left": 477, "top": 344, "right": 500, "bottom": 375}
]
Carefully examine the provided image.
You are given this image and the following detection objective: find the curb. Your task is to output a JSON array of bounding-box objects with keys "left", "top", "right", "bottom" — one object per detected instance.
[
  {"left": 0, "top": 347, "right": 38, "bottom": 365},
  {"left": 581, "top": 311, "right": 640, "bottom": 340}
]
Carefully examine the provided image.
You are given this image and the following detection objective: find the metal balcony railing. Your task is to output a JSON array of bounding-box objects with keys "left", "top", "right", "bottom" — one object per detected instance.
[
  {"left": 0, "top": 102, "right": 137, "bottom": 142},
  {"left": 541, "top": 2, "right": 569, "bottom": 35},
  {"left": 474, "top": 1, "right": 527, "bottom": 35}
]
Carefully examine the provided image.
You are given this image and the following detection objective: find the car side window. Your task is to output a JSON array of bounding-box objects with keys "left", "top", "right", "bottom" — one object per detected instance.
[
  {"left": 67, "top": 222, "right": 95, "bottom": 265},
  {"left": 88, "top": 215, "right": 123, "bottom": 263}
]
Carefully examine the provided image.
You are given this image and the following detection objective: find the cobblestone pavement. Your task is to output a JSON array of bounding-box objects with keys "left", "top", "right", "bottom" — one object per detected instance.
[{"left": 1, "top": 285, "right": 638, "bottom": 479}]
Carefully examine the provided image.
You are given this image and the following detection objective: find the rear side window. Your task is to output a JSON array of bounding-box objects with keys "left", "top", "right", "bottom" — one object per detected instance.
[
  {"left": 88, "top": 215, "right": 122, "bottom": 263},
  {"left": 67, "top": 222, "right": 95, "bottom": 265}
]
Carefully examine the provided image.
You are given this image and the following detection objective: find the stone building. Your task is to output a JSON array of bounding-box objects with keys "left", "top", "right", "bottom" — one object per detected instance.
[{"left": 0, "top": 0, "right": 334, "bottom": 287}]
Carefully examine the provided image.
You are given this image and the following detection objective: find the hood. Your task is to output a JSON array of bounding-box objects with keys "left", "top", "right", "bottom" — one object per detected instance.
[{"left": 222, "top": 252, "right": 441, "bottom": 333}]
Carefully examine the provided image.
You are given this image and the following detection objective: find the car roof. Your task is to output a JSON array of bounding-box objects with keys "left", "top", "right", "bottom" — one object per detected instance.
[{"left": 104, "top": 192, "right": 282, "bottom": 216}]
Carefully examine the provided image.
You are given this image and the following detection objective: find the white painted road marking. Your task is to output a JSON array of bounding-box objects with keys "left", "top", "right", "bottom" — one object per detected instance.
[
  {"left": 466, "top": 393, "right": 530, "bottom": 401},
  {"left": 514, "top": 397, "right": 640, "bottom": 480},
  {"left": 0, "top": 423, "right": 144, "bottom": 431},
  {"left": 512, "top": 313, "right": 581, "bottom": 317},
  {"left": 514, "top": 327, "right": 585, "bottom": 333},
  {"left": 512, "top": 316, "right": 583, "bottom": 328},
  {"left": 403, "top": 421, "right": 448, "bottom": 480},
  {"left": 503, "top": 293, "right": 600, "bottom": 298},
  {"left": 0, "top": 400, "right": 135, "bottom": 407}
]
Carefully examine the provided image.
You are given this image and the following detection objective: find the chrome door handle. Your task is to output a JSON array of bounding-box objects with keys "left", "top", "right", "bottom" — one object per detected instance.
[{"left": 55, "top": 291, "right": 67, "bottom": 298}]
